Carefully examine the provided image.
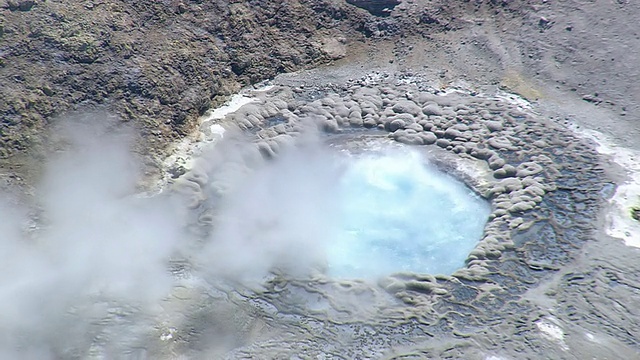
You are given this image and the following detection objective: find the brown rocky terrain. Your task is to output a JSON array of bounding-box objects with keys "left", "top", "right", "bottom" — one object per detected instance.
[
  {"left": 0, "top": 0, "right": 368, "bottom": 166},
  {"left": 2, "top": 0, "right": 639, "bottom": 175}
]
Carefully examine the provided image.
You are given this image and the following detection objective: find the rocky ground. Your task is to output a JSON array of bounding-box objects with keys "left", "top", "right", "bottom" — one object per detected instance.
[
  {"left": 2, "top": 0, "right": 640, "bottom": 359},
  {"left": 0, "top": 0, "right": 368, "bottom": 179},
  {"left": 2, "top": 0, "right": 639, "bottom": 178},
  {"left": 1, "top": 0, "right": 638, "bottom": 160}
]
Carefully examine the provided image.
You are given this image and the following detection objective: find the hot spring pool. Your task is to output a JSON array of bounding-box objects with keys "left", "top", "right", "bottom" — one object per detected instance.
[{"left": 327, "top": 149, "right": 490, "bottom": 279}]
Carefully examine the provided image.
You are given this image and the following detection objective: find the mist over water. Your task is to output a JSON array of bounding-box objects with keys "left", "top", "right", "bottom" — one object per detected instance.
[
  {"left": 196, "top": 134, "right": 344, "bottom": 280},
  {"left": 328, "top": 149, "right": 491, "bottom": 279},
  {"left": 0, "top": 116, "right": 489, "bottom": 358}
]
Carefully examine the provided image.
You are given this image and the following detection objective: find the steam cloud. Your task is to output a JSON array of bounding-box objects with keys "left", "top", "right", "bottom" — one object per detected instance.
[
  {"left": 0, "top": 114, "right": 343, "bottom": 358},
  {"left": 195, "top": 131, "right": 344, "bottom": 280}
]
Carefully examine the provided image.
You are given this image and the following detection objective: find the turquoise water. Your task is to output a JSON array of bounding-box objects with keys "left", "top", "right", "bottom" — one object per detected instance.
[{"left": 327, "top": 149, "right": 490, "bottom": 278}]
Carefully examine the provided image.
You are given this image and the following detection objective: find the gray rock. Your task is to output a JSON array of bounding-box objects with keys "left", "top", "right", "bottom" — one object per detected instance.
[
  {"left": 7, "top": 1, "right": 36, "bottom": 12},
  {"left": 396, "top": 133, "right": 424, "bottom": 145},
  {"left": 172, "top": 178, "right": 206, "bottom": 209},
  {"left": 533, "top": 140, "right": 547, "bottom": 148},
  {"left": 348, "top": 108, "right": 362, "bottom": 118},
  {"left": 388, "top": 119, "right": 406, "bottom": 132},
  {"left": 485, "top": 120, "right": 504, "bottom": 132},
  {"left": 272, "top": 99, "right": 288, "bottom": 110},
  {"left": 434, "top": 129, "right": 445, "bottom": 138},
  {"left": 525, "top": 185, "right": 546, "bottom": 197},
  {"left": 257, "top": 141, "right": 275, "bottom": 159},
  {"left": 462, "top": 141, "right": 476, "bottom": 154},
  {"left": 508, "top": 201, "right": 536, "bottom": 213},
  {"left": 480, "top": 110, "right": 494, "bottom": 120},
  {"left": 349, "top": 116, "right": 364, "bottom": 127},
  {"left": 500, "top": 178, "right": 523, "bottom": 192},
  {"left": 236, "top": 118, "right": 254, "bottom": 131},
  {"left": 182, "top": 168, "right": 209, "bottom": 188},
  {"left": 488, "top": 136, "right": 515, "bottom": 150},
  {"left": 444, "top": 127, "right": 464, "bottom": 139},
  {"left": 392, "top": 100, "right": 422, "bottom": 116},
  {"left": 488, "top": 156, "right": 506, "bottom": 170},
  {"left": 363, "top": 116, "right": 377, "bottom": 128},
  {"left": 413, "top": 92, "right": 438, "bottom": 105},
  {"left": 320, "top": 97, "right": 336, "bottom": 106},
  {"left": 419, "top": 132, "right": 438, "bottom": 145},
  {"left": 423, "top": 104, "right": 443, "bottom": 116},
  {"left": 516, "top": 161, "right": 544, "bottom": 177},
  {"left": 335, "top": 104, "right": 351, "bottom": 118},
  {"left": 406, "top": 123, "right": 424, "bottom": 132},
  {"left": 453, "top": 123, "right": 469, "bottom": 131},
  {"left": 322, "top": 119, "right": 340, "bottom": 133},
  {"left": 436, "top": 138, "right": 450, "bottom": 148},
  {"left": 272, "top": 134, "right": 294, "bottom": 147},
  {"left": 470, "top": 147, "right": 493, "bottom": 160},
  {"left": 494, "top": 165, "right": 517, "bottom": 179},
  {"left": 452, "top": 145, "right": 466, "bottom": 153},
  {"left": 418, "top": 120, "right": 433, "bottom": 130}
]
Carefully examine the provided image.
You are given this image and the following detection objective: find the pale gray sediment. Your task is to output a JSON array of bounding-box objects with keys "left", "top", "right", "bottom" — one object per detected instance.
[{"left": 155, "top": 70, "right": 640, "bottom": 359}]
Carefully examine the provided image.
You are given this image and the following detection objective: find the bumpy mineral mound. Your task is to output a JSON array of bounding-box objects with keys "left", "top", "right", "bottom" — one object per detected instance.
[{"left": 2, "top": 0, "right": 640, "bottom": 359}]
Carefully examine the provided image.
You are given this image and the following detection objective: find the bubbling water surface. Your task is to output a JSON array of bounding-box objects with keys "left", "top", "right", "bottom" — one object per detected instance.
[{"left": 327, "top": 149, "right": 490, "bottom": 278}]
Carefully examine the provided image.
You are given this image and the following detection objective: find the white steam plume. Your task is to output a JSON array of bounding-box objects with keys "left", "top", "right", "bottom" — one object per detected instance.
[
  {"left": 0, "top": 113, "right": 183, "bottom": 357},
  {"left": 0, "top": 114, "right": 348, "bottom": 357},
  {"left": 195, "top": 131, "right": 344, "bottom": 280}
]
